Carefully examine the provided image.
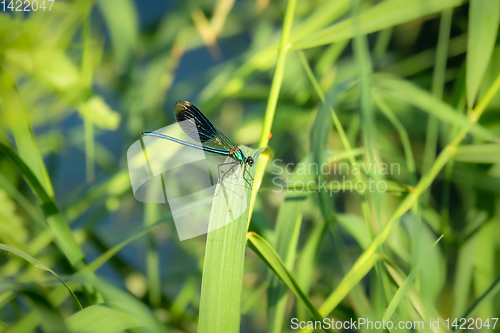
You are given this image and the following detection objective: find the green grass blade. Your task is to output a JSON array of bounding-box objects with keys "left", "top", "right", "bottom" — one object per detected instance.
[
  {"left": 311, "top": 77, "right": 500, "bottom": 323},
  {"left": 89, "top": 278, "right": 167, "bottom": 333},
  {"left": 86, "top": 217, "right": 170, "bottom": 273},
  {"left": 292, "top": 0, "right": 465, "bottom": 49},
  {"left": 454, "top": 144, "right": 500, "bottom": 163},
  {"left": 0, "top": 173, "right": 46, "bottom": 229},
  {"left": 373, "top": 92, "right": 417, "bottom": 185},
  {"left": 267, "top": 165, "right": 309, "bottom": 333},
  {"left": 245, "top": 5, "right": 300, "bottom": 327},
  {"left": 422, "top": 9, "right": 452, "bottom": 203},
  {"left": 315, "top": 146, "right": 454, "bottom": 319},
  {"left": 258, "top": 0, "right": 297, "bottom": 148},
  {"left": 471, "top": 221, "right": 495, "bottom": 318},
  {"left": 0, "top": 67, "right": 54, "bottom": 196},
  {"left": 81, "top": 17, "right": 95, "bottom": 183},
  {"left": 296, "top": 223, "right": 326, "bottom": 319},
  {"left": 466, "top": 0, "right": 500, "bottom": 108},
  {"left": 66, "top": 305, "right": 142, "bottom": 333},
  {"left": 351, "top": 0, "right": 380, "bottom": 233},
  {"left": 375, "top": 76, "right": 496, "bottom": 142},
  {"left": 0, "top": 142, "right": 86, "bottom": 268},
  {"left": 298, "top": 52, "right": 373, "bottom": 229},
  {"left": 247, "top": 232, "right": 325, "bottom": 325},
  {"left": 459, "top": 274, "right": 500, "bottom": 321},
  {"left": 247, "top": 147, "right": 271, "bottom": 224},
  {"left": 145, "top": 220, "right": 161, "bottom": 308},
  {"left": 336, "top": 214, "right": 372, "bottom": 250},
  {"left": 352, "top": 0, "right": 376, "bottom": 164},
  {"left": 83, "top": 117, "right": 95, "bottom": 183},
  {"left": 383, "top": 265, "right": 419, "bottom": 321},
  {"left": 0, "top": 243, "right": 82, "bottom": 310},
  {"left": 2, "top": 283, "right": 67, "bottom": 333},
  {"left": 198, "top": 147, "right": 265, "bottom": 333},
  {"left": 317, "top": 248, "right": 381, "bottom": 318},
  {"left": 2, "top": 216, "right": 172, "bottom": 332},
  {"left": 383, "top": 34, "right": 467, "bottom": 78},
  {"left": 384, "top": 263, "right": 447, "bottom": 333},
  {"left": 97, "top": 0, "right": 138, "bottom": 69}
]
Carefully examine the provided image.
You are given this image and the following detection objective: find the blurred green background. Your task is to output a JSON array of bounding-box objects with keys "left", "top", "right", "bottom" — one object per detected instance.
[{"left": 1, "top": 0, "right": 499, "bottom": 332}]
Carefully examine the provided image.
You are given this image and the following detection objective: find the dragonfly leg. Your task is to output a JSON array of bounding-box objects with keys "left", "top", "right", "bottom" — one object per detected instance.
[
  {"left": 217, "top": 161, "right": 239, "bottom": 181},
  {"left": 215, "top": 161, "right": 242, "bottom": 197},
  {"left": 242, "top": 163, "right": 253, "bottom": 189}
]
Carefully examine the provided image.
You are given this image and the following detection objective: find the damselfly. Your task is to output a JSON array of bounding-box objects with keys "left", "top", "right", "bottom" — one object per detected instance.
[{"left": 141, "top": 101, "right": 254, "bottom": 188}]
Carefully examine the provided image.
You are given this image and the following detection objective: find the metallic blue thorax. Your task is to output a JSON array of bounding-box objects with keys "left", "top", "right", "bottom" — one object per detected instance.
[{"left": 232, "top": 149, "right": 246, "bottom": 163}]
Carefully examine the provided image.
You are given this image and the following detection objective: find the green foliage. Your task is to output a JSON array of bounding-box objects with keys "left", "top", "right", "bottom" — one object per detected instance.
[{"left": 1, "top": 0, "right": 500, "bottom": 332}]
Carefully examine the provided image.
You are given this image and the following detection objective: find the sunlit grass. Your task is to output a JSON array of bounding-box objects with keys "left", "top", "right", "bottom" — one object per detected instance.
[{"left": 1, "top": 0, "right": 499, "bottom": 332}]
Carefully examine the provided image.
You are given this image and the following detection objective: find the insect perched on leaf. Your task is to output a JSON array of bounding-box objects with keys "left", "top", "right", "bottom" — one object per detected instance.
[{"left": 141, "top": 101, "right": 254, "bottom": 188}]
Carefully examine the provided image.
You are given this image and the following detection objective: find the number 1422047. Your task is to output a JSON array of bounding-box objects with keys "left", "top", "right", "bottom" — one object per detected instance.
[{"left": 1, "top": 0, "right": 54, "bottom": 12}]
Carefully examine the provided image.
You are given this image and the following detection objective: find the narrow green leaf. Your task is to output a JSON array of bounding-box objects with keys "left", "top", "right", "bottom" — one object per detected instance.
[
  {"left": 170, "top": 277, "right": 198, "bottom": 320},
  {"left": 268, "top": 213, "right": 303, "bottom": 333},
  {"left": 384, "top": 232, "right": 445, "bottom": 322},
  {"left": 383, "top": 265, "right": 419, "bottom": 321},
  {"left": 199, "top": 147, "right": 265, "bottom": 333},
  {"left": 0, "top": 188, "right": 27, "bottom": 247},
  {"left": 0, "top": 67, "right": 54, "bottom": 196},
  {"left": 268, "top": 155, "right": 312, "bottom": 333},
  {"left": 318, "top": 248, "right": 381, "bottom": 317},
  {"left": 292, "top": 0, "right": 465, "bottom": 49},
  {"left": 384, "top": 263, "right": 446, "bottom": 331},
  {"left": 373, "top": 92, "right": 417, "bottom": 185},
  {"left": 0, "top": 243, "right": 82, "bottom": 310},
  {"left": 460, "top": 274, "right": 500, "bottom": 321},
  {"left": 422, "top": 9, "right": 453, "bottom": 204},
  {"left": 0, "top": 173, "right": 45, "bottom": 228},
  {"left": 89, "top": 279, "right": 167, "bottom": 333},
  {"left": 258, "top": 0, "right": 297, "bottom": 148},
  {"left": 351, "top": 0, "right": 380, "bottom": 232},
  {"left": 97, "top": 0, "right": 138, "bottom": 69},
  {"left": 145, "top": 203, "right": 161, "bottom": 308},
  {"left": 466, "top": 0, "right": 500, "bottom": 107},
  {"left": 83, "top": 117, "right": 95, "bottom": 183},
  {"left": 247, "top": 232, "right": 325, "bottom": 326},
  {"left": 336, "top": 214, "right": 371, "bottom": 250},
  {"left": 2, "top": 283, "right": 68, "bottom": 333},
  {"left": 299, "top": 52, "right": 373, "bottom": 227},
  {"left": 4, "top": 216, "right": 171, "bottom": 333},
  {"left": 313, "top": 145, "right": 458, "bottom": 325},
  {"left": 86, "top": 217, "right": 169, "bottom": 273},
  {"left": 0, "top": 142, "right": 86, "bottom": 268},
  {"left": 66, "top": 305, "right": 142, "bottom": 333},
  {"left": 296, "top": 223, "right": 326, "bottom": 319},
  {"left": 375, "top": 76, "right": 497, "bottom": 142},
  {"left": 454, "top": 144, "right": 500, "bottom": 163}
]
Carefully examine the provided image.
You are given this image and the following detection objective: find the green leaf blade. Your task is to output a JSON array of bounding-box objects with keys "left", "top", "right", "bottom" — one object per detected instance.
[
  {"left": 292, "top": 0, "right": 465, "bottom": 49},
  {"left": 466, "top": 0, "right": 500, "bottom": 108},
  {"left": 198, "top": 147, "right": 265, "bottom": 333}
]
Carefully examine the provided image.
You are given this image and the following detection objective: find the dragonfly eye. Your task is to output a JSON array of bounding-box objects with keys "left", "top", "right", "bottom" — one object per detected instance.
[{"left": 246, "top": 156, "right": 254, "bottom": 166}]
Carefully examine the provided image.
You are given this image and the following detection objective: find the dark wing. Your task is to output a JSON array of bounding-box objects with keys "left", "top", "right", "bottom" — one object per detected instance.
[{"left": 174, "top": 101, "right": 217, "bottom": 143}]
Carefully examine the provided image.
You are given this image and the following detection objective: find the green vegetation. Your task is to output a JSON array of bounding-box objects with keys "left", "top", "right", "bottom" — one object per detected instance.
[{"left": 1, "top": 0, "right": 499, "bottom": 332}]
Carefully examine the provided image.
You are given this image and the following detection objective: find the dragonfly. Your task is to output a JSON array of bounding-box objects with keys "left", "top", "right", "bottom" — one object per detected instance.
[{"left": 140, "top": 100, "right": 254, "bottom": 188}]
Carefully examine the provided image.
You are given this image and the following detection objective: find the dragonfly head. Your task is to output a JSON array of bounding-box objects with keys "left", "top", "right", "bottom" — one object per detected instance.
[{"left": 246, "top": 156, "right": 254, "bottom": 166}]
